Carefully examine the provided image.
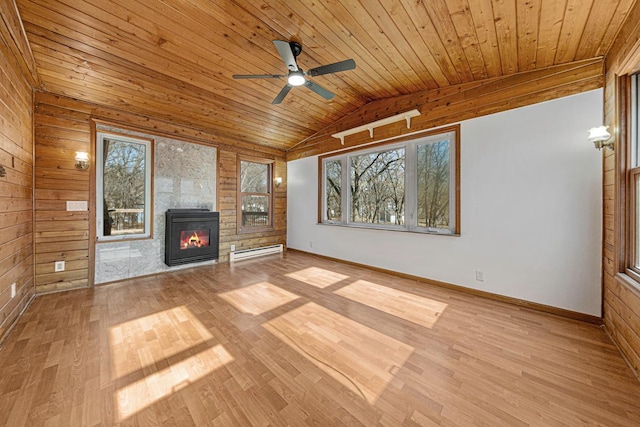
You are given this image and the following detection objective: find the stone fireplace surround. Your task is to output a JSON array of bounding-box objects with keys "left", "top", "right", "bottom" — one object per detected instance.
[{"left": 94, "top": 125, "right": 217, "bottom": 284}]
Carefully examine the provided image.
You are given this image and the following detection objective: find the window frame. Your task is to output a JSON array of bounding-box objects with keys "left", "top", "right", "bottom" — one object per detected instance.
[
  {"left": 96, "top": 131, "right": 154, "bottom": 242},
  {"left": 237, "top": 156, "right": 275, "bottom": 234},
  {"left": 318, "top": 125, "right": 460, "bottom": 235},
  {"left": 623, "top": 73, "right": 640, "bottom": 284}
]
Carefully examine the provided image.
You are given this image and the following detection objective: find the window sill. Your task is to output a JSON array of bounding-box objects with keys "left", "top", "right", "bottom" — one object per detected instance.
[
  {"left": 317, "top": 222, "right": 460, "bottom": 237},
  {"left": 97, "top": 236, "right": 153, "bottom": 244}
]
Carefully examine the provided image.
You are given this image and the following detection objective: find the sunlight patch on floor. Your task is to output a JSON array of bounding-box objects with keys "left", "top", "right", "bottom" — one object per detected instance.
[
  {"left": 285, "top": 266, "right": 349, "bottom": 288},
  {"left": 116, "top": 345, "right": 233, "bottom": 421},
  {"left": 264, "top": 302, "right": 413, "bottom": 404},
  {"left": 108, "top": 305, "right": 214, "bottom": 379},
  {"left": 335, "top": 280, "right": 447, "bottom": 329},
  {"left": 218, "top": 281, "right": 300, "bottom": 315}
]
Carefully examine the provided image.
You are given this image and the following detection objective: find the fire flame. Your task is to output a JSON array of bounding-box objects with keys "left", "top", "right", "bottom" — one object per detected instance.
[{"left": 183, "top": 231, "right": 203, "bottom": 248}]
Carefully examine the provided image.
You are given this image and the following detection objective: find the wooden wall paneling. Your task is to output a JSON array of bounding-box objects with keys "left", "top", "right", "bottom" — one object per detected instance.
[
  {"left": 273, "top": 159, "right": 287, "bottom": 233},
  {"left": 602, "top": 0, "right": 640, "bottom": 380},
  {"left": 35, "top": 248, "right": 87, "bottom": 265},
  {"left": 37, "top": 92, "right": 286, "bottom": 158},
  {"left": 33, "top": 97, "right": 91, "bottom": 293},
  {"left": 28, "top": 57, "right": 309, "bottom": 145},
  {"left": 297, "top": 58, "right": 597, "bottom": 142},
  {"left": 87, "top": 119, "right": 96, "bottom": 288},
  {"left": 604, "top": 285, "right": 640, "bottom": 374},
  {"left": 33, "top": 92, "right": 286, "bottom": 286},
  {"left": 217, "top": 151, "right": 287, "bottom": 262},
  {"left": 218, "top": 151, "right": 240, "bottom": 261},
  {"left": 287, "top": 59, "right": 604, "bottom": 160},
  {"left": 0, "top": 0, "right": 34, "bottom": 342},
  {"left": 217, "top": 150, "right": 237, "bottom": 260},
  {"left": 0, "top": 0, "right": 40, "bottom": 86}
]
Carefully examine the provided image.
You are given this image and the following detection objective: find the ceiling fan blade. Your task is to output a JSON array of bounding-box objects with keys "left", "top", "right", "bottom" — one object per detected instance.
[
  {"left": 232, "top": 74, "right": 284, "bottom": 79},
  {"left": 273, "top": 40, "right": 298, "bottom": 72},
  {"left": 272, "top": 84, "right": 292, "bottom": 104},
  {"left": 304, "top": 80, "right": 334, "bottom": 100},
  {"left": 307, "top": 59, "right": 356, "bottom": 77}
]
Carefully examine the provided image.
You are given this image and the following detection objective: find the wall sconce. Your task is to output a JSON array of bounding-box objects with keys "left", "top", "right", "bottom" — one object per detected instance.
[
  {"left": 588, "top": 126, "right": 614, "bottom": 151},
  {"left": 75, "top": 152, "right": 90, "bottom": 170},
  {"left": 274, "top": 177, "right": 283, "bottom": 187}
]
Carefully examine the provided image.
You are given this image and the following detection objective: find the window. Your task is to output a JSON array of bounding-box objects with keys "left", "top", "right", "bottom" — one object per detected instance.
[
  {"left": 96, "top": 132, "right": 153, "bottom": 240},
  {"left": 320, "top": 126, "right": 459, "bottom": 234},
  {"left": 238, "top": 157, "right": 274, "bottom": 232},
  {"left": 628, "top": 74, "right": 640, "bottom": 279}
]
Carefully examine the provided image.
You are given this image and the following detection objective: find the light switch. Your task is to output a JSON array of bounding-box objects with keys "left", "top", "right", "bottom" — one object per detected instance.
[{"left": 66, "top": 201, "right": 88, "bottom": 211}]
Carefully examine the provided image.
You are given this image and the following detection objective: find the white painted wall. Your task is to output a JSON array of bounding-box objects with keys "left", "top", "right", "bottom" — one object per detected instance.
[{"left": 287, "top": 89, "right": 603, "bottom": 316}]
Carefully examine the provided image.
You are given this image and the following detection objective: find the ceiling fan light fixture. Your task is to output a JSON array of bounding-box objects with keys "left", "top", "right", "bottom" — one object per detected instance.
[
  {"left": 287, "top": 71, "right": 305, "bottom": 86},
  {"left": 236, "top": 40, "right": 354, "bottom": 103}
]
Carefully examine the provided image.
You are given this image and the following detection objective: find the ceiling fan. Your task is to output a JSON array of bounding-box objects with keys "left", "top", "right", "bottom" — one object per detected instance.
[{"left": 233, "top": 40, "right": 356, "bottom": 104}]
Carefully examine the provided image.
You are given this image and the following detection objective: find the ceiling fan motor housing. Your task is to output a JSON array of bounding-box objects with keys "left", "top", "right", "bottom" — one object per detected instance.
[{"left": 289, "top": 41, "right": 302, "bottom": 58}]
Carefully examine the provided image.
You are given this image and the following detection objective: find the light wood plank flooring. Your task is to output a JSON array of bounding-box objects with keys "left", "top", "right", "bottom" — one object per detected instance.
[{"left": 1, "top": 251, "right": 639, "bottom": 426}]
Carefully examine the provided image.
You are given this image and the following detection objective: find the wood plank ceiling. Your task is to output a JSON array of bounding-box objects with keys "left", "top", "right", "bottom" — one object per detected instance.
[{"left": 14, "top": 0, "right": 637, "bottom": 151}]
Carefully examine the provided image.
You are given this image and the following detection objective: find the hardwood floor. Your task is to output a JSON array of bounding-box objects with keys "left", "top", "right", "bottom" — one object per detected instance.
[{"left": 0, "top": 250, "right": 639, "bottom": 426}]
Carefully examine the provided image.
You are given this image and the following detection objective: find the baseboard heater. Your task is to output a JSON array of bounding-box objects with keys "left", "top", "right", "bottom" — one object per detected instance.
[{"left": 229, "top": 244, "right": 283, "bottom": 262}]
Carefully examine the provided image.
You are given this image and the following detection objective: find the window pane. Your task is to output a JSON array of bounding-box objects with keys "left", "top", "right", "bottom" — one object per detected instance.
[
  {"left": 241, "top": 195, "right": 269, "bottom": 227},
  {"left": 350, "top": 148, "right": 405, "bottom": 225},
  {"left": 636, "top": 175, "right": 640, "bottom": 269},
  {"left": 325, "top": 160, "right": 341, "bottom": 221},
  {"left": 241, "top": 161, "right": 268, "bottom": 193},
  {"left": 633, "top": 75, "right": 640, "bottom": 167},
  {"left": 103, "top": 138, "right": 147, "bottom": 236},
  {"left": 417, "top": 140, "right": 450, "bottom": 229}
]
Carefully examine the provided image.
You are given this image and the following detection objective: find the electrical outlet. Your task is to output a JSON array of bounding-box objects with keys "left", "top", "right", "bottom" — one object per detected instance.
[
  {"left": 476, "top": 270, "right": 485, "bottom": 282},
  {"left": 10, "top": 283, "right": 16, "bottom": 299},
  {"left": 231, "top": 244, "right": 236, "bottom": 252},
  {"left": 54, "top": 261, "right": 65, "bottom": 272}
]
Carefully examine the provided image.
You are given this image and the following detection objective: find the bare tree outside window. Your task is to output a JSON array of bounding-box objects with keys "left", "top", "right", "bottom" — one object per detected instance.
[
  {"left": 417, "top": 140, "right": 450, "bottom": 228},
  {"left": 239, "top": 159, "right": 273, "bottom": 229},
  {"left": 320, "top": 127, "right": 459, "bottom": 234},
  {"left": 241, "top": 161, "right": 268, "bottom": 193},
  {"left": 102, "top": 138, "right": 147, "bottom": 236},
  {"left": 350, "top": 148, "right": 405, "bottom": 225},
  {"left": 325, "top": 160, "right": 341, "bottom": 221}
]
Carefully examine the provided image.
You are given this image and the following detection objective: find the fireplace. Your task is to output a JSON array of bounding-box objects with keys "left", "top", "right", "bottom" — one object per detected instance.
[{"left": 165, "top": 209, "right": 219, "bottom": 266}]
